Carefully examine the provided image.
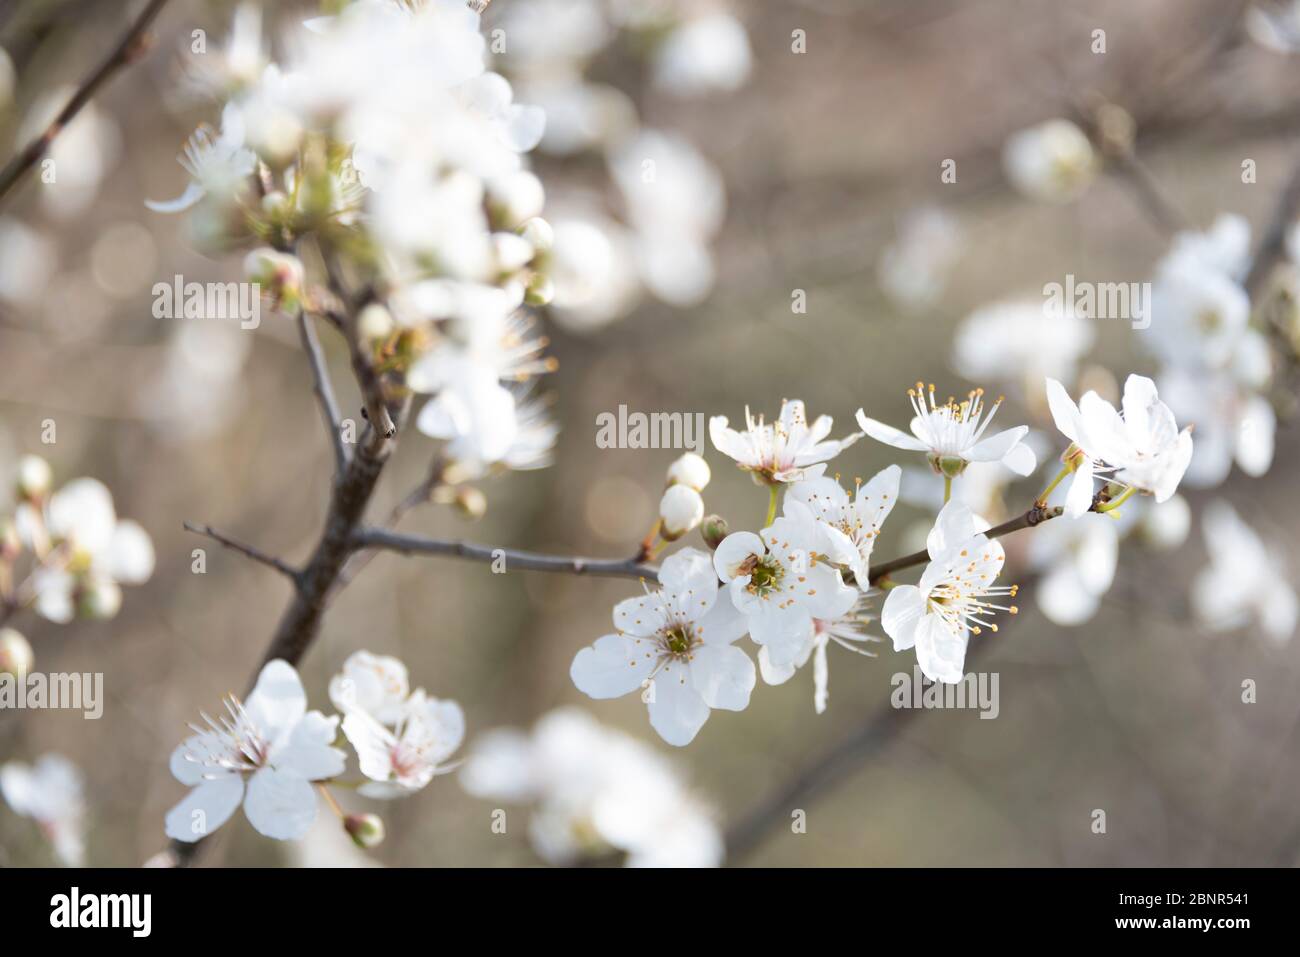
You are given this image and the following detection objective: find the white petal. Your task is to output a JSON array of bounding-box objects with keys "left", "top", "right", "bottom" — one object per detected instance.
[
  {"left": 690, "top": 644, "right": 755, "bottom": 711},
  {"left": 712, "top": 531, "right": 765, "bottom": 582},
  {"left": 966, "top": 425, "right": 1028, "bottom": 463},
  {"left": 570, "top": 633, "right": 656, "bottom": 699},
  {"left": 646, "top": 661, "right": 711, "bottom": 746},
  {"left": 881, "top": 585, "right": 925, "bottom": 650},
  {"left": 164, "top": 776, "right": 244, "bottom": 842},
  {"left": 243, "top": 767, "right": 318, "bottom": 841},
  {"left": 276, "top": 712, "right": 345, "bottom": 781},
  {"left": 913, "top": 614, "right": 968, "bottom": 684},
  {"left": 855, "top": 411, "right": 929, "bottom": 451},
  {"left": 106, "top": 520, "right": 154, "bottom": 584},
  {"left": 1064, "top": 461, "right": 1095, "bottom": 517},
  {"left": 245, "top": 659, "right": 307, "bottom": 739},
  {"left": 145, "top": 181, "right": 206, "bottom": 213},
  {"left": 695, "top": 587, "right": 749, "bottom": 645}
]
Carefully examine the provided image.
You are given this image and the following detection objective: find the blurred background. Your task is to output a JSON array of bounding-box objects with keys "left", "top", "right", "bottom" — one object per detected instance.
[{"left": 2, "top": 0, "right": 1300, "bottom": 867}]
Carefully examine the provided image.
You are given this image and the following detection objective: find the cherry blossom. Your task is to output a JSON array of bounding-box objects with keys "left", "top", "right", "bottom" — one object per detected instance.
[{"left": 710, "top": 399, "right": 860, "bottom": 485}]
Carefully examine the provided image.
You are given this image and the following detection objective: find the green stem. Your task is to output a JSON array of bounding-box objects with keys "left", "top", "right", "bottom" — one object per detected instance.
[
  {"left": 943, "top": 476, "right": 952, "bottom": 504},
  {"left": 1035, "top": 464, "right": 1071, "bottom": 506},
  {"left": 1096, "top": 486, "right": 1136, "bottom": 513},
  {"left": 764, "top": 485, "right": 780, "bottom": 528}
]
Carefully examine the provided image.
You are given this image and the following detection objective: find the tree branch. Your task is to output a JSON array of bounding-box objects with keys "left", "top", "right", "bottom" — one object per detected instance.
[
  {"left": 296, "top": 310, "right": 349, "bottom": 475},
  {"left": 1243, "top": 150, "right": 1300, "bottom": 300},
  {"left": 182, "top": 522, "right": 301, "bottom": 582},
  {"left": 869, "top": 504, "right": 1064, "bottom": 585},
  {"left": 351, "top": 527, "right": 659, "bottom": 580},
  {"left": 0, "top": 0, "right": 171, "bottom": 204}
]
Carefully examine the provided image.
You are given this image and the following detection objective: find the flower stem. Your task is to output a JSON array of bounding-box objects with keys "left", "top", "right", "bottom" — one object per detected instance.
[
  {"left": 764, "top": 485, "right": 779, "bottom": 528},
  {"left": 1035, "top": 465, "right": 1071, "bottom": 507},
  {"left": 943, "top": 476, "right": 952, "bottom": 504},
  {"left": 317, "top": 784, "right": 344, "bottom": 820},
  {"left": 1096, "top": 486, "right": 1136, "bottom": 513}
]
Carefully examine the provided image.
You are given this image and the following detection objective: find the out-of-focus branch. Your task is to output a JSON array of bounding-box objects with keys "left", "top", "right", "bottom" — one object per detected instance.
[
  {"left": 351, "top": 527, "right": 659, "bottom": 580},
  {"left": 182, "top": 522, "right": 301, "bottom": 582},
  {"left": 296, "top": 311, "right": 349, "bottom": 475},
  {"left": 0, "top": 0, "right": 171, "bottom": 205},
  {"left": 1243, "top": 151, "right": 1300, "bottom": 300}
]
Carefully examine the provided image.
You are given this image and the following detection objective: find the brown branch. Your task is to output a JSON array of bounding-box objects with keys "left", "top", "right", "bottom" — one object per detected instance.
[
  {"left": 351, "top": 527, "right": 658, "bottom": 580},
  {"left": 1243, "top": 150, "right": 1300, "bottom": 300},
  {"left": 869, "top": 504, "right": 1064, "bottom": 585},
  {"left": 182, "top": 522, "right": 301, "bottom": 582},
  {"left": 0, "top": 0, "right": 171, "bottom": 205}
]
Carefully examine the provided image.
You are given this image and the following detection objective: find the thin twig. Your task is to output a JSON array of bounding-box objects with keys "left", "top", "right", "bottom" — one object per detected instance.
[
  {"left": 296, "top": 310, "right": 349, "bottom": 475},
  {"left": 869, "top": 505, "right": 1063, "bottom": 584},
  {"left": 351, "top": 527, "right": 659, "bottom": 580},
  {"left": 0, "top": 0, "right": 172, "bottom": 204},
  {"left": 182, "top": 522, "right": 301, "bottom": 582}
]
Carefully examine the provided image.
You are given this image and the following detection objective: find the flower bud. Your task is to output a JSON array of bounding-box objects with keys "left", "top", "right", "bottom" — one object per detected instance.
[
  {"left": 519, "top": 217, "right": 554, "bottom": 254},
  {"left": 493, "top": 232, "right": 535, "bottom": 273},
  {"left": 260, "top": 190, "right": 291, "bottom": 220},
  {"left": 16, "top": 455, "right": 52, "bottom": 500},
  {"left": 357, "top": 303, "right": 395, "bottom": 343},
  {"left": 78, "top": 579, "right": 122, "bottom": 620},
  {"left": 666, "top": 452, "right": 710, "bottom": 492},
  {"left": 524, "top": 273, "right": 555, "bottom": 307},
  {"left": 244, "top": 247, "right": 304, "bottom": 306},
  {"left": 700, "top": 514, "right": 729, "bottom": 550},
  {"left": 344, "top": 812, "right": 385, "bottom": 849},
  {"left": 0, "top": 628, "right": 33, "bottom": 677},
  {"left": 659, "top": 485, "right": 704, "bottom": 541},
  {"left": 486, "top": 170, "right": 545, "bottom": 228},
  {"left": 454, "top": 486, "right": 487, "bottom": 520}
]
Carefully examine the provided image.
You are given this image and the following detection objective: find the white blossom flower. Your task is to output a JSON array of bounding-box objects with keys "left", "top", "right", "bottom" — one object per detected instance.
[
  {"left": 785, "top": 464, "right": 901, "bottom": 588},
  {"left": 460, "top": 707, "right": 722, "bottom": 866},
  {"left": 340, "top": 690, "right": 465, "bottom": 798},
  {"left": 1026, "top": 513, "right": 1119, "bottom": 626},
  {"left": 880, "top": 501, "right": 1016, "bottom": 683},
  {"left": 1046, "top": 374, "right": 1193, "bottom": 515},
  {"left": 1002, "top": 118, "right": 1097, "bottom": 203},
  {"left": 25, "top": 478, "right": 154, "bottom": 623},
  {"left": 1193, "top": 501, "right": 1297, "bottom": 644},
  {"left": 165, "top": 660, "right": 346, "bottom": 842},
  {"left": 857, "top": 383, "right": 1035, "bottom": 478},
  {"left": 145, "top": 102, "right": 256, "bottom": 213},
  {"left": 0, "top": 753, "right": 86, "bottom": 866},
  {"left": 710, "top": 399, "right": 860, "bottom": 485},
  {"left": 757, "top": 596, "right": 880, "bottom": 714},
  {"left": 570, "top": 548, "right": 753, "bottom": 746},
  {"left": 183, "top": 2, "right": 268, "bottom": 98},
  {"left": 1158, "top": 365, "right": 1274, "bottom": 487},
  {"left": 713, "top": 506, "right": 859, "bottom": 668}
]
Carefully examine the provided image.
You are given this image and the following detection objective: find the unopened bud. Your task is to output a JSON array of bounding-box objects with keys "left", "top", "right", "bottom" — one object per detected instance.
[
  {"left": 78, "top": 579, "right": 122, "bottom": 620},
  {"left": 0, "top": 628, "right": 33, "bottom": 677},
  {"left": 666, "top": 452, "right": 710, "bottom": 492},
  {"left": 659, "top": 485, "right": 704, "bottom": 541},
  {"left": 16, "top": 455, "right": 51, "bottom": 500},
  {"left": 454, "top": 486, "right": 487, "bottom": 520},
  {"left": 525, "top": 273, "right": 555, "bottom": 307},
  {"left": 344, "top": 813, "right": 385, "bottom": 848},
  {"left": 700, "top": 514, "right": 729, "bottom": 550},
  {"left": 486, "top": 170, "right": 545, "bottom": 229},
  {"left": 260, "top": 190, "right": 291, "bottom": 219},
  {"left": 519, "top": 217, "right": 554, "bottom": 254},
  {"left": 244, "top": 247, "right": 304, "bottom": 304},
  {"left": 357, "top": 303, "right": 395, "bottom": 343}
]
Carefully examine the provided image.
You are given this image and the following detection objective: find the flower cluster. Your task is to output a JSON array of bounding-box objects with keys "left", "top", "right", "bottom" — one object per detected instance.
[
  {"left": 570, "top": 378, "right": 1198, "bottom": 744},
  {"left": 149, "top": 0, "right": 560, "bottom": 480},
  {"left": 165, "top": 653, "right": 462, "bottom": 845},
  {"left": 460, "top": 707, "right": 721, "bottom": 866},
  {"left": 0, "top": 455, "right": 154, "bottom": 674}
]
